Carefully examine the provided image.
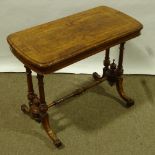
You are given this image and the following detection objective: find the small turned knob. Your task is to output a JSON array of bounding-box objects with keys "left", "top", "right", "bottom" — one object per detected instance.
[{"left": 110, "top": 59, "right": 116, "bottom": 70}]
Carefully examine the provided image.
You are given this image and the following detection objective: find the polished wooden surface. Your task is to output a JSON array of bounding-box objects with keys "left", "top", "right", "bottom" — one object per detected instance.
[{"left": 7, "top": 6, "right": 142, "bottom": 74}]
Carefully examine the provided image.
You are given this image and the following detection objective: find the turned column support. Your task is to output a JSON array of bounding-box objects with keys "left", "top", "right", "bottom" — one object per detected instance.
[
  {"left": 117, "top": 42, "right": 125, "bottom": 76},
  {"left": 37, "top": 74, "right": 48, "bottom": 116},
  {"left": 21, "top": 67, "right": 41, "bottom": 122},
  {"left": 103, "top": 48, "right": 110, "bottom": 77},
  {"left": 25, "top": 66, "right": 35, "bottom": 104}
]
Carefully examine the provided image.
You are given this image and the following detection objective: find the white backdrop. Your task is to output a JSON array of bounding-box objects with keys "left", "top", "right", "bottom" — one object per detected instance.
[{"left": 0, "top": 0, "right": 155, "bottom": 75}]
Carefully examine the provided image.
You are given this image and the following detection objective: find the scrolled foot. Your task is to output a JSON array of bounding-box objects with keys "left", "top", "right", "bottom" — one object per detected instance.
[
  {"left": 42, "top": 114, "right": 62, "bottom": 148},
  {"left": 21, "top": 104, "right": 29, "bottom": 114},
  {"left": 116, "top": 77, "right": 135, "bottom": 108},
  {"left": 21, "top": 104, "right": 41, "bottom": 123},
  {"left": 93, "top": 72, "right": 103, "bottom": 81},
  {"left": 125, "top": 98, "right": 134, "bottom": 108},
  {"left": 53, "top": 138, "right": 62, "bottom": 148}
]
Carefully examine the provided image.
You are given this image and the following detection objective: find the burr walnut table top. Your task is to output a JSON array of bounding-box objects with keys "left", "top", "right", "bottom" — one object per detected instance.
[{"left": 7, "top": 6, "right": 143, "bottom": 74}]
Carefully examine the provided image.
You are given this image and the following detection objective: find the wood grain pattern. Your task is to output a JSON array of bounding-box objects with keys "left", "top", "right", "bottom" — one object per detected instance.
[{"left": 7, "top": 6, "right": 143, "bottom": 74}]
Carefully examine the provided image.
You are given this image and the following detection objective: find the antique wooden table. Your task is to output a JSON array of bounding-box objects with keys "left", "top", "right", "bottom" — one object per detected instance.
[{"left": 7, "top": 6, "right": 143, "bottom": 147}]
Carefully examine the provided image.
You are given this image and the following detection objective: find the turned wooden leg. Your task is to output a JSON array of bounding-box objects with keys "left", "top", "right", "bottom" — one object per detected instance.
[
  {"left": 21, "top": 66, "right": 34, "bottom": 115},
  {"left": 21, "top": 66, "right": 41, "bottom": 122},
  {"left": 37, "top": 74, "right": 62, "bottom": 147},
  {"left": 103, "top": 48, "right": 110, "bottom": 77},
  {"left": 116, "top": 42, "right": 134, "bottom": 107},
  {"left": 93, "top": 48, "right": 110, "bottom": 80}
]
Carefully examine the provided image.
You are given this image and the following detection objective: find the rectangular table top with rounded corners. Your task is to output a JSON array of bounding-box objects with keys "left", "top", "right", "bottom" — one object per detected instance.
[{"left": 7, "top": 6, "right": 143, "bottom": 74}]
